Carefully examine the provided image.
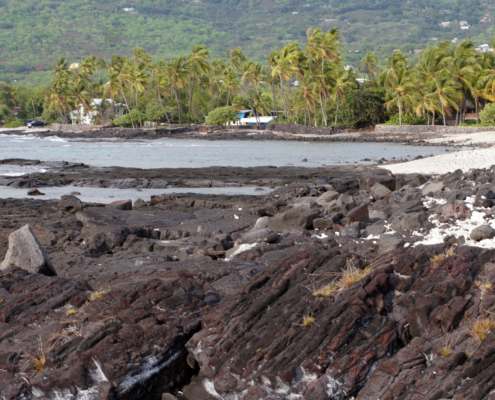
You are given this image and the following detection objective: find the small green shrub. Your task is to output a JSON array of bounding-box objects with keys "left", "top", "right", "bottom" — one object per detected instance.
[
  {"left": 145, "top": 102, "right": 168, "bottom": 123},
  {"left": 111, "top": 109, "right": 140, "bottom": 127},
  {"left": 205, "top": 106, "right": 239, "bottom": 127},
  {"left": 385, "top": 113, "right": 427, "bottom": 125},
  {"left": 459, "top": 121, "right": 495, "bottom": 127},
  {"left": 0, "top": 104, "right": 13, "bottom": 123},
  {"left": 3, "top": 120, "right": 25, "bottom": 128},
  {"left": 479, "top": 103, "right": 495, "bottom": 125}
]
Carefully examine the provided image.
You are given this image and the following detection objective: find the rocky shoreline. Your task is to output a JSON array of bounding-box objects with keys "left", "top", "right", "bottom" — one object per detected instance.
[
  {"left": 1, "top": 125, "right": 492, "bottom": 147},
  {"left": 2, "top": 161, "right": 495, "bottom": 399}
]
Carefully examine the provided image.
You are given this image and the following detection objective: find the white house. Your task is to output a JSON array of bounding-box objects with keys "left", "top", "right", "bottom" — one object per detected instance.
[
  {"left": 439, "top": 22, "right": 451, "bottom": 27},
  {"left": 476, "top": 44, "right": 494, "bottom": 53},
  {"left": 459, "top": 20, "right": 468, "bottom": 26},
  {"left": 70, "top": 99, "right": 124, "bottom": 125},
  {"left": 229, "top": 116, "right": 274, "bottom": 126},
  {"left": 460, "top": 26, "right": 470, "bottom": 30}
]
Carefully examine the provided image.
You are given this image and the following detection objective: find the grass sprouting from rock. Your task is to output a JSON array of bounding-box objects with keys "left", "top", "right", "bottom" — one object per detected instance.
[{"left": 469, "top": 316, "right": 495, "bottom": 342}]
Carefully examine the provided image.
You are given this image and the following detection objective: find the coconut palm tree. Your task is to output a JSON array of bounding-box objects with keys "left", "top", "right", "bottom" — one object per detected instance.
[
  {"left": 107, "top": 55, "right": 134, "bottom": 127},
  {"left": 271, "top": 43, "right": 299, "bottom": 122},
  {"left": 383, "top": 66, "right": 419, "bottom": 126},
  {"left": 186, "top": 44, "right": 211, "bottom": 124},
  {"left": 208, "top": 58, "right": 225, "bottom": 113},
  {"left": 154, "top": 72, "right": 172, "bottom": 125},
  {"left": 332, "top": 64, "right": 358, "bottom": 126},
  {"left": 357, "top": 51, "right": 380, "bottom": 81},
  {"left": 129, "top": 63, "right": 149, "bottom": 128},
  {"left": 167, "top": 56, "right": 189, "bottom": 125},
  {"left": 468, "top": 69, "right": 495, "bottom": 124},
  {"left": 444, "top": 40, "right": 479, "bottom": 124},
  {"left": 227, "top": 47, "right": 246, "bottom": 72},
  {"left": 426, "top": 73, "right": 463, "bottom": 126}
]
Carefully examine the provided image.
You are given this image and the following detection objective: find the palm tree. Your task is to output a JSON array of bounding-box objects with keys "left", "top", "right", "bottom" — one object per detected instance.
[
  {"left": 129, "top": 63, "right": 149, "bottom": 128},
  {"left": 384, "top": 66, "right": 419, "bottom": 126},
  {"left": 427, "top": 73, "right": 463, "bottom": 126},
  {"left": 271, "top": 43, "right": 299, "bottom": 122},
  {"left": 167, "top": 56, "right": 189, "bottom": 125},
  {"left": 468, "top": 70, "right": 495, "bottom": 124},
  {"left": 227, "top": 47, "right": 246, "bottom": 72},
  {"left": 208, "top": 58, "right": 225, "bottom": 113},
  {"left": 107, "top": 55, "right": 134, "bottom": 127},
  {"left": 154, "top": 71, "right": 172, "bottom": 125},
  {"left": 186, "top": 44, "right": 211, "bottom": 124},
  {"left": 357, "top": 51, "right": 380, "bottom": 81},
  {"left": 267, "top": 50, "right": 281, "bottom": 117},
  {"left": 444, "top": 40, "right": 479, "bottom": 124},
  {"left": 378, "top": 51, "right": 408, "bottom": 88},
  {"left": 332, "top": 64, "right": 358, "bottom": 126}
]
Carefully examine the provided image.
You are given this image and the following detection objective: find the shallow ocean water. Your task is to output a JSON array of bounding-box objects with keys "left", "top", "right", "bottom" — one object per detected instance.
[
  {"left": 0, "top": 134, "right": 462, "bottom": 200},
  {"left": 0, "top": 134, "right": 459, "bottom": 170}
]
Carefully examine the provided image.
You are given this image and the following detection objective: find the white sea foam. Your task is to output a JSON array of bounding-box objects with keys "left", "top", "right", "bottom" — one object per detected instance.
[{"left": 44, "top": 136, "right": 68, "bottom": 142}]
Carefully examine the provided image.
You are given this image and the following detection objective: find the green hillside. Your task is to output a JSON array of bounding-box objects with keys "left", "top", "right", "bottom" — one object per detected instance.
[{"left": 0, "top": 0, "right": 494, "bottom": 85}]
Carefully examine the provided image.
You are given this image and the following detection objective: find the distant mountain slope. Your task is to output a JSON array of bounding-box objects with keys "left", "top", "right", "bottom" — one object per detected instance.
[{"left": 0, "top": 0, "right": 493, "bottom": 85}]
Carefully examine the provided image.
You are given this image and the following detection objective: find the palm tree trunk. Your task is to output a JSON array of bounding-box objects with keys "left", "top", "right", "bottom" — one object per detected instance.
[
  {"left": 173, "top": 85, "right": 182, "bottom": 125},
  {"left": 195, "top": 84, "right": 201, "bottom": 124},
  {"left": 476, "top": 100, "right": 479, "bottom": 124},
  {"left": 442, "top": 103, "right": 446, "bottom": 126},
  {"left": 120, "top": 82, "right": 134, "bottom": 128},
  {"left": 312, "top": 98, "right": 317, "bottom": 126},
  {"left": 270, "top": 76, "right": 278, "bottom": 118},
  {"left": 287, "top": 81, "right": 292, "bottom": 123},
  {"left": 279, "top": 79, "right": 289, "bottom": 122},
  {"left": 208, "top": 81, "right": 215, "bottom": 114},
  {"left": 157, "top": 90, "right": 171, "bottom": 125},
  {"left": 319, "top": 92, "right": 326, "bottom": 126},
  {"left": 217, "top": 86, "right": 223, "bottom": 108},
  {"left": 227, "top": 88, "right": 231, "bottom": 106},
  {"left": 398, "top": 96, "right": 402, "bottom": 126},
  {"left": 324, "top": 92, "right": 328, "bottom": 126},
  {"left": 135, "top": 90, "right": 143, "bottom": 128},
  {"left": 188, "top": 76, "right": 193, "bottom": 125},
  {"left": 254, "top": 85, "right": 271, "bottom": 116},
  {"left": 433, "top": 109, "right": 435, "bottom": 125},
  {"left": 335, "top": 101, "right": 339, "bottom": 126}
]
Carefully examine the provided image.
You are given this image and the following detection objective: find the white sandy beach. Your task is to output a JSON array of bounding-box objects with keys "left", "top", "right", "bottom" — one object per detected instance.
[
  {"left": 382, "top": 147, "right": 495, "bottom": 175},
  {"left": 382, "top": 130, "right": 495, "bottom": 175}
]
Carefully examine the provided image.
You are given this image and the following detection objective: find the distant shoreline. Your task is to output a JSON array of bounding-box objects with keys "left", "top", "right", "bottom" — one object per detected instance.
[{"left": 1, "top": 125, "right": 489, "bottom": 147}]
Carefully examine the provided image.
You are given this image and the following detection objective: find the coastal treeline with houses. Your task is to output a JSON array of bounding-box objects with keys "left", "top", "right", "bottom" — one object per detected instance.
[{"left": 2, "top": 29, "right": 495, "bottom": 128}]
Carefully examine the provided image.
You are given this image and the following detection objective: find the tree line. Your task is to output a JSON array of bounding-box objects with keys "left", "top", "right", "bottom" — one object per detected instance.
[{"left": 2, "top": 29, "right": 495, "bottom": 128}]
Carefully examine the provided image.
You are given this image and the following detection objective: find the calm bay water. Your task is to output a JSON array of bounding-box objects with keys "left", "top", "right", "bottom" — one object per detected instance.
[
  {"left": 0, "top": 134, "right": 461, "bottom": 202},
  {"left": 0, "top": 134, "right": 458, "bottom": 170}
]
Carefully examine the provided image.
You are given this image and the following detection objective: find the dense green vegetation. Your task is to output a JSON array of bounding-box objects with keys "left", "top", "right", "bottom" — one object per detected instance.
[
  {"left": 3, "top": 29, "right": 495, "bottom": 129},
  {"left": 0, "top": 0, "right": 494, "bottom": 85}
]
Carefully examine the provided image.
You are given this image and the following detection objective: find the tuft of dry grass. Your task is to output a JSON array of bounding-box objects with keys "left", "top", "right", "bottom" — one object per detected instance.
[
  {"left": 431, "top": 253, "right": 446, "bottom": 264},
  {"left": 469, "top": 316, "right": 495, "bottom": 342},
  {"left": 302, "top": 314, "right": 315, "bottom": 327},
  {"left": 440, "top": 346, "right": 452, "bottom": 357},
  {"left": 23, "top": 337, "right": 51, "bottom": 373},
  {"left": 313, "top": 282, "right": 338, "bottom": 298},
  {"left": 66, "top": 309, "right": 77, "bottom": 316},
  {"left": 341, "top": 263, "right": 372, "bottom": 288},
  {"left": 312, "top": 257, "right": 383, "bottom": 298},
  {"left": 89, "top": 290, "right": 105, "bottom": 302}
]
